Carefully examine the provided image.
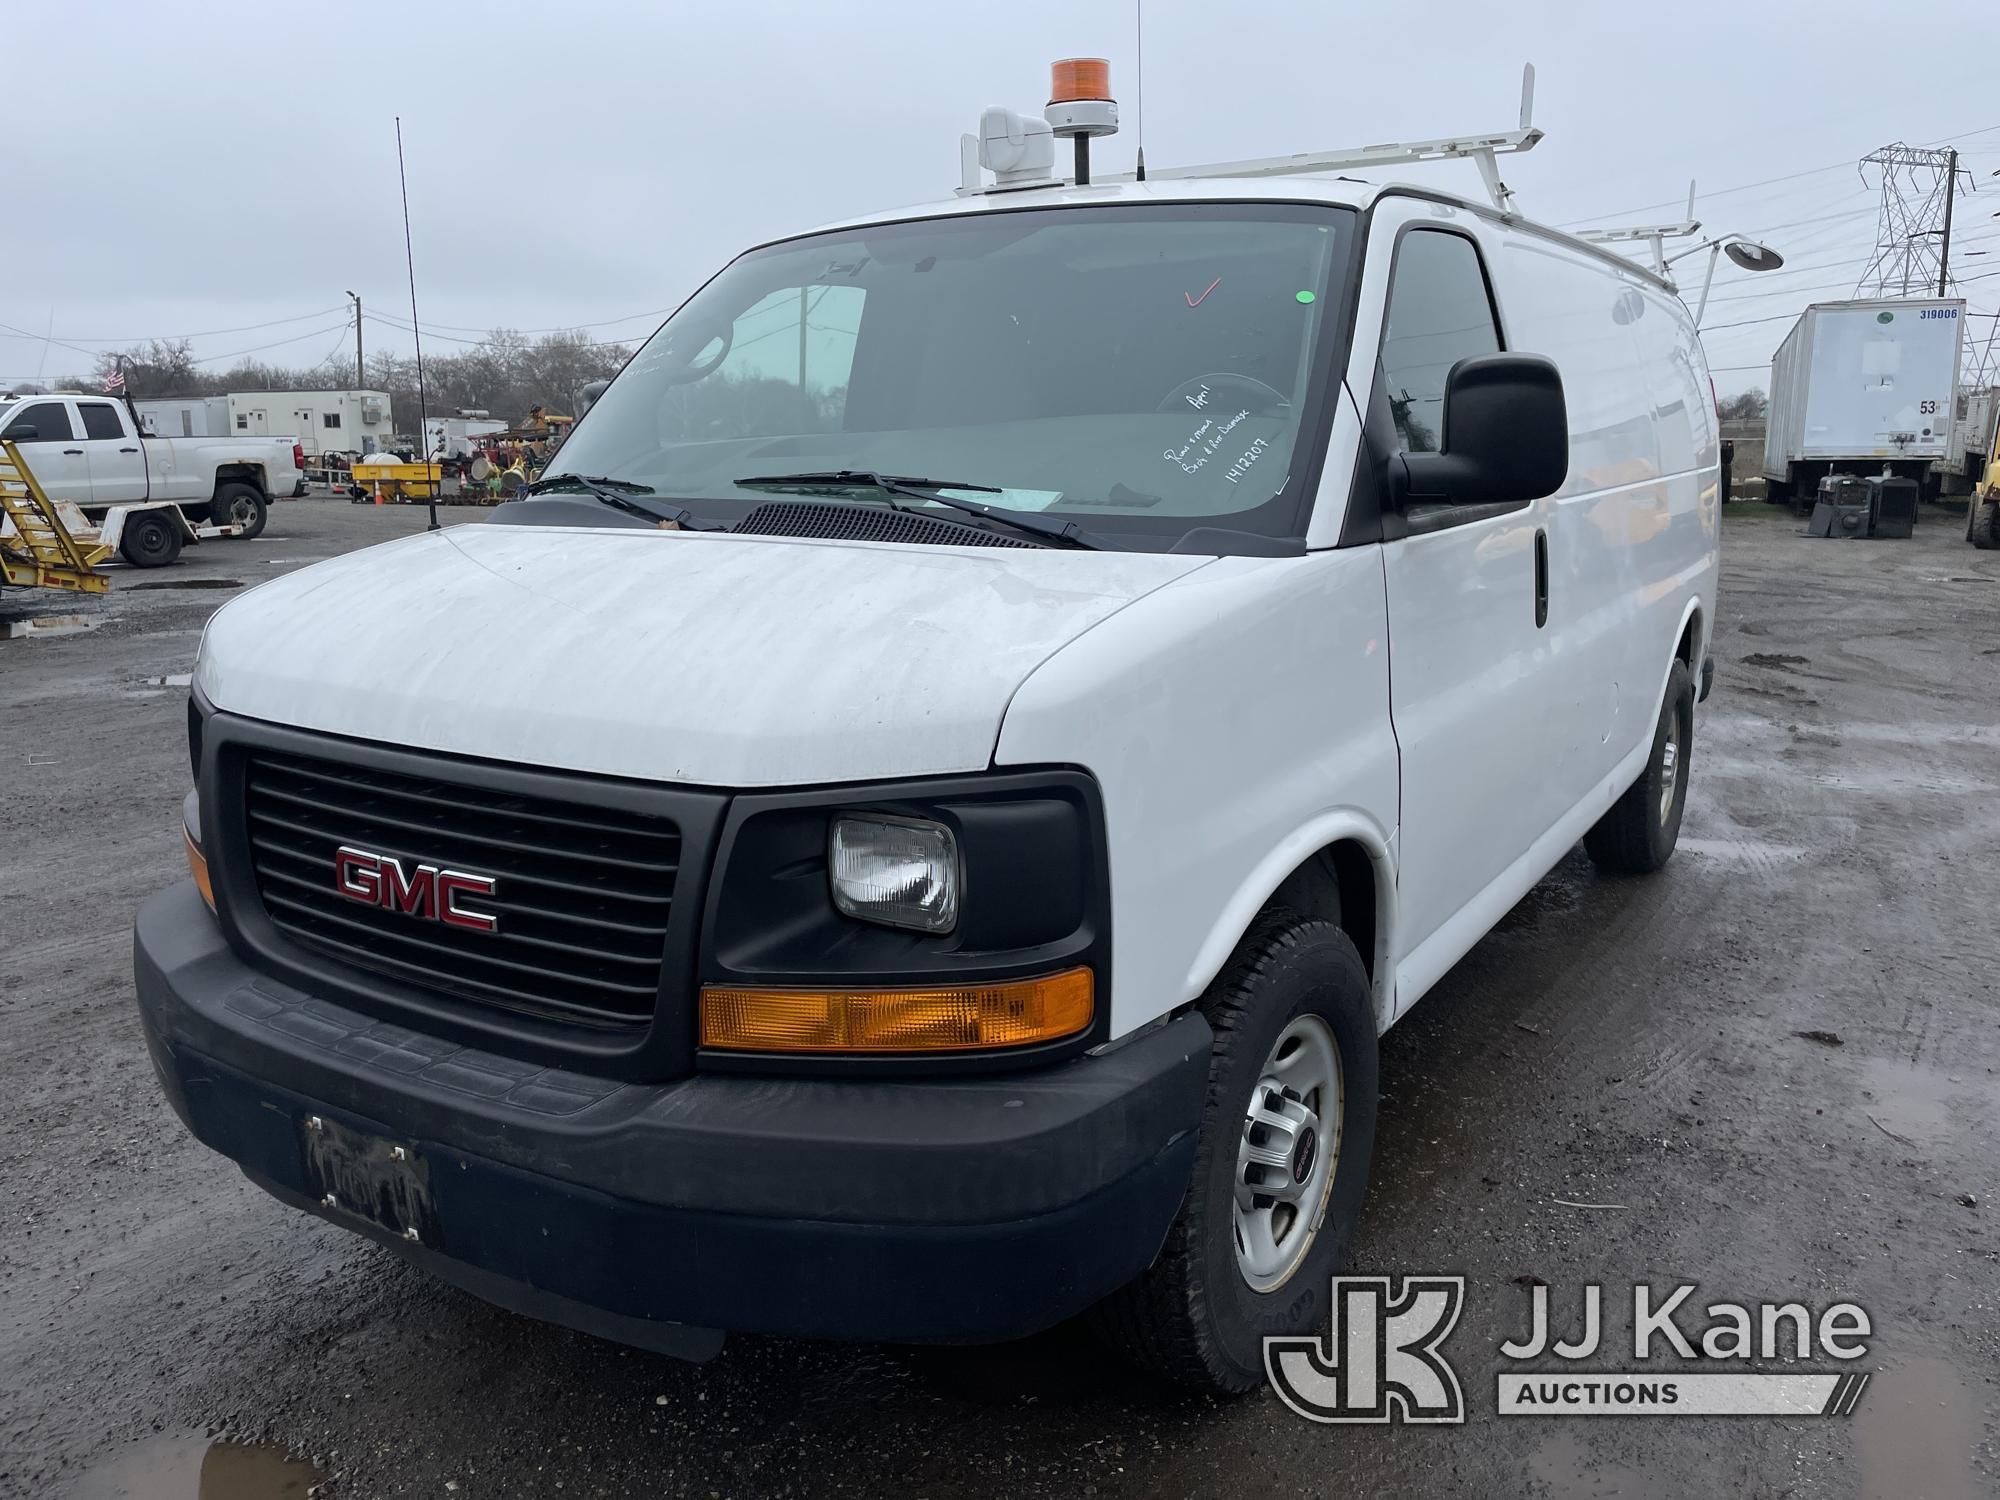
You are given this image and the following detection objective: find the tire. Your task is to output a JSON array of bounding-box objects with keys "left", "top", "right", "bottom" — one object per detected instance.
[
  {"left": 118, "top": 510, "right": 183, "bottom": 568},
  {"left": 1765, "top": 476, "right": 1790, "bottom": 507},
  {"left": 210, "top": 481, "right": 268, "bottom": 540},
  {"left": 1585, "top": 659, "right": 1694, "bottom": 875},
  {"left": 1968, "top": 499, "right": 2000, "bottom": 551},
  {"left": 1091, "top": 910, "right": 1378, "bottom": 1394}
]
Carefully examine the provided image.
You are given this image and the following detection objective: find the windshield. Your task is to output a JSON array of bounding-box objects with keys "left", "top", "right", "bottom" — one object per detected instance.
[{"left": 551, "top": 203, "right": 1357, "bottom": 550}]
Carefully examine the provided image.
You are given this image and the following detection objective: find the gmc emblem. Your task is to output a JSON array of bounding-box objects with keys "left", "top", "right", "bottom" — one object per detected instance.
[{"left": 334, "top": 845, "right": 499, "bottom": 932}]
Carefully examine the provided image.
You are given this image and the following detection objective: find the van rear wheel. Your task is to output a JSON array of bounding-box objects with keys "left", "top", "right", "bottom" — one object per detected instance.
[
  {"left": 1585, "top": 660, "right": 1694, "bottom": 875},
  {"left": 1089, "top": 910, "right": 1377, "bottom": 1394}
]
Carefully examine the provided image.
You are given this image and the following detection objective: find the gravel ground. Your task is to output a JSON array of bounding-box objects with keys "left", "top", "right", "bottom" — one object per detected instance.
[{"left": 2, "top": 498, "right": 1995, "bottom": 1498}]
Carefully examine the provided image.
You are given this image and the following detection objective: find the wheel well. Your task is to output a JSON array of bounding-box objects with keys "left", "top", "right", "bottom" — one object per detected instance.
[
  {"left": 213, "top": 465, "right": 266, "bottom": 498},
  {"left": 1676, "top": 611, "right": 1701, "bottom": 667},
  {"left": 1266, "top": 839, "right": 1377, "bottom": 979}
]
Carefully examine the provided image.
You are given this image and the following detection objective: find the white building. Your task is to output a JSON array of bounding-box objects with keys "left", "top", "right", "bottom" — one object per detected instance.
[
  {"left": 225, "top": 390, "right": 394, "bottom": 457},
  {"left": 134, "top": 396, "right": 229, "bottom": 438},
  {"left": 134, "top": 389, "right": 396, "bottom": 455}
]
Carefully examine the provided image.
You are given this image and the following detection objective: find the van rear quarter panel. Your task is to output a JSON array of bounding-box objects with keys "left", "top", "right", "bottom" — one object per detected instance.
[{"left": 995, "top": 550, "right": 1400, "bottom": 1038}]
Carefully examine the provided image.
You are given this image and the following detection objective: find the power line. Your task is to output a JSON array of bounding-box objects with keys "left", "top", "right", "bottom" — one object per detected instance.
[
  {"left": 1558, "top": 120, "right": 2000, "bottom": 227},
  {"left": 189, "top": 321, "right": 356, "bottom": 367},
  {"left": 8, "top": 305, "right": 348, "bottom": 348}
]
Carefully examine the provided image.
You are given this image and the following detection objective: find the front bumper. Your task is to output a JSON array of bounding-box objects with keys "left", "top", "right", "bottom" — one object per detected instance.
[{"left": 134, "top": 882, "right": 1210, "bottom": 1353}]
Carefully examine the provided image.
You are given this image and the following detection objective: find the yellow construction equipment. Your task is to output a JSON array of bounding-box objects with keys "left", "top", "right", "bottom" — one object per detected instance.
[
  {"left": 0, "top": 438, "right": 110, "bottom": 594},
  {"left": 1968, "top": 418, "right": 2000, "bottom": 550}
]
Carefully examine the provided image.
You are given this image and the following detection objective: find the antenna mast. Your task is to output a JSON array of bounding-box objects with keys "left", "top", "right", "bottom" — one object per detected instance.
[
  {"left": 1134, "top": 0, "right": 1145, "bottom": 181},
  {"left": 395, "top": 116, "right": 438, "bottom": 533}
]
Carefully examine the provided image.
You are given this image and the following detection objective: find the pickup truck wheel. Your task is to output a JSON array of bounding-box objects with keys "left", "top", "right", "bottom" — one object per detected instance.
[
  {"left": 119, "top": 510, "right": 183, "bottom": 568},
  {"left": 211, "top": 482, "right": 268, "bottom": 540},
  {"left": 1585, "top": 660, "right": 1694, "bottom": 875},
  {"left": 1090, "top": 910, "right": 1377, "bottom": 1393}
]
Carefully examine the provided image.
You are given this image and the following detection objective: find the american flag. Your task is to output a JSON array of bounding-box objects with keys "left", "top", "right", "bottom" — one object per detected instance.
[{"left": 102, "top": 368, "right": 125, "bottom": 392}]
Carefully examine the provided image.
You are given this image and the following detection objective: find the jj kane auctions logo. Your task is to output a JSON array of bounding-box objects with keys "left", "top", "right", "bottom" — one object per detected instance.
[{"left": 1267, "top": 1278, "right": 1874, "bottom": 1423}]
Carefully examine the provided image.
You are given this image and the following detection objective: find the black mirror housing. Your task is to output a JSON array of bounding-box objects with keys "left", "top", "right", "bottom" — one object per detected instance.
[
  {"left": 6, "top": 425, "right": 38, "bottom": 440},
  {"left": 1396, "top": 353, "right": 1568, "bottom": 507}
]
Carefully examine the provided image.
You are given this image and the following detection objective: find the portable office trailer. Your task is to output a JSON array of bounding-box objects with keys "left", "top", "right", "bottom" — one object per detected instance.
[
  {"left": 225, "top": 390, "right": 394, "bottom": 457},
  {"left": 134, "top": 396, "right": 229, "bottom": 438}
]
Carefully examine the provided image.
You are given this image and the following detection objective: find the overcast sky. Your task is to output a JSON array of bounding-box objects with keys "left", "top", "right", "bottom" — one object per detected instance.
[{"left": 7, "top": 0, "right": 1996, "bottom": 396}]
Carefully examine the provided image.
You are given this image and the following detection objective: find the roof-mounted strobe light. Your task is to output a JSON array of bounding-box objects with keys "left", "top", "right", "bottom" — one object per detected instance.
[{"left": 1046, "top": 57, "right": 1119, "bottom": 186}]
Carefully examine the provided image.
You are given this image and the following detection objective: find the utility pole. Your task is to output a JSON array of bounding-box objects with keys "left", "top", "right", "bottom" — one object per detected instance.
[
  {"left": 1937, "top": 149, "right": 1958, "bottom": 297},
  {"left": 346, "top": 290, "right": 363, "bottom": 389}
]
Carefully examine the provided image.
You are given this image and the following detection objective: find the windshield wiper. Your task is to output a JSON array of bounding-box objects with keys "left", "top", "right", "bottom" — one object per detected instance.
[
  {"left": 519, "top": 473, "right": 715, "bottom": 530},
  {"left": 732, "top": 470, "right": 1108, "bottom": 550}
]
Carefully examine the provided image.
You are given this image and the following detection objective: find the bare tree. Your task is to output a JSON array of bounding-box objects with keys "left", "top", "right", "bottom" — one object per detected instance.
[{"left": 1717, "top": 388, "right": 1768, "bottom": 422}]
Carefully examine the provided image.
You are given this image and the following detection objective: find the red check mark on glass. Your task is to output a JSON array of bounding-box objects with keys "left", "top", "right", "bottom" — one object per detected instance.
[{"left": 1185, "top": 278, "right": 1221, "bottom": 307}]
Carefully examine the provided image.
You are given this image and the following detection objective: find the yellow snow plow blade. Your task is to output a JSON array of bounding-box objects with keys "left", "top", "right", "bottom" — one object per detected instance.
[{"left": 0, "top": 439, "right": 111, "bottom": 594}]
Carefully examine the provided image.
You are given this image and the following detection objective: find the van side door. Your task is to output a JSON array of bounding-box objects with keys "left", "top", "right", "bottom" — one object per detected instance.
[
  {"left": 75, "top": 399, "right": 150, "bottom": 504},
  {"left": 1365, "top": 215, "right": 1567, "bottom": 1002}
]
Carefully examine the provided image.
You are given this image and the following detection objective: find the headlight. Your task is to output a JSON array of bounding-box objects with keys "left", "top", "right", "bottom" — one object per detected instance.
[{"left": 828, "top": 814, "right": 959, "bottom": 934}]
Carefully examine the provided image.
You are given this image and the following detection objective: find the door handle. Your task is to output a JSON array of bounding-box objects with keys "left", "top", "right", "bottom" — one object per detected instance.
[
  {"left": 1533, "top": 528, "right": 1549, "bottom": 628},
  {"left": 63, "top": 447, "right": 83, "bottom": 455},
  {"left": 120, "top": 446, "right": 138, "bottom": 454}
]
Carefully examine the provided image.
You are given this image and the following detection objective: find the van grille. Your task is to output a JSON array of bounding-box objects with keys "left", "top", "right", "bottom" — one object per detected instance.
[{"left": 242, "top": 750, "right": 680, "bottom": 1026}]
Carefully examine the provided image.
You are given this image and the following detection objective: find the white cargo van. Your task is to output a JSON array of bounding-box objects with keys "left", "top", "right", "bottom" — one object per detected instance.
[{"left": 135, "top": 98, "right": 1718, "bottom": 1393}]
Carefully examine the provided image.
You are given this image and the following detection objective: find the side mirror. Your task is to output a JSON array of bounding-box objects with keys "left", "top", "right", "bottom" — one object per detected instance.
[
  {"left": 1396, "top": 353, "right": 1568, "bottom": 507},
  {"left": 5, "top": 425, "right": 37, "bottom": 440}
]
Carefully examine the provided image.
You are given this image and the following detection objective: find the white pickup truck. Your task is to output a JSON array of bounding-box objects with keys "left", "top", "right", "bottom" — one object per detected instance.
[{"left": 0, "top": 393, "right": 301, "bottom": 552}]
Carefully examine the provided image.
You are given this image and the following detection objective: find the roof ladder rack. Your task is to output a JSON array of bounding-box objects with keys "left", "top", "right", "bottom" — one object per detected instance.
[{"left": 959, "top": 65, "right": 1544, "bottom": 212}]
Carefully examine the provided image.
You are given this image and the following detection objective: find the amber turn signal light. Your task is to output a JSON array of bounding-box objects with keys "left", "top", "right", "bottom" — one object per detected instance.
[
  {"left": 184, "top": 826, "right": 215, "bottom": 912},
  {"left": 700, "top": 967, "right": 1093, "bottom": 1053}
]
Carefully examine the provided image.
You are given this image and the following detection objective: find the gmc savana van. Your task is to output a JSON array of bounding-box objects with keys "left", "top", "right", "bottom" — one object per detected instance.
[{"left": 135, "top": 100, "right": 1718, "bottom": 1393}]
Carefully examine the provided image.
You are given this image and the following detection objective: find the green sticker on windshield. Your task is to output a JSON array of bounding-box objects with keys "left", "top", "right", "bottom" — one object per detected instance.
[{"left": 1295, "top": 290, "right": 1316, "bottom": 304}]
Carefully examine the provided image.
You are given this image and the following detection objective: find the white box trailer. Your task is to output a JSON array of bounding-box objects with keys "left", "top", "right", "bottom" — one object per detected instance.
[
  {"left": 1934, "top": 385, "right": 1998, "bottom": 494},
  {"left": 226, "top": 389, "right": 394, "bottom": 458},
  {"left": 135, "top": 396, "right": 229, "bottom": 438},
  {"left": 1764, "top": 298, "right": 1965, "bottom": 504}
]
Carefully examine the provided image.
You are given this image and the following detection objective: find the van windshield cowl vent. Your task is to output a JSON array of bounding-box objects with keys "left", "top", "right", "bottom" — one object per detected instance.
[{"left": 732, "top": 500, "right": 1042, "bottom": 549}]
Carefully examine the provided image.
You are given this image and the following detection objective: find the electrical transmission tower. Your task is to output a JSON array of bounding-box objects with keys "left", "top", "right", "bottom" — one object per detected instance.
[{"left": 1852, "top": 143, "right": 1975, "bottom": 298}]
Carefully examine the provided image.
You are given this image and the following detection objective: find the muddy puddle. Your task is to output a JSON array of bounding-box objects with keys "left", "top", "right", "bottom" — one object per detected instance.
[{"left": 64, "top": 1436, "right": 325, "bottom": 1499}]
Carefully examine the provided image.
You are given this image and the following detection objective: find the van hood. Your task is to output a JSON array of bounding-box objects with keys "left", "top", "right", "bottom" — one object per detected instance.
[{"left": 196, "top": 525, "right": 1209, "bottom": 786}]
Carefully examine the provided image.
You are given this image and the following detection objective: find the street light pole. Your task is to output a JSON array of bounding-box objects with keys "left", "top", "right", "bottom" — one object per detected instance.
[{"left": 347, "top": 291, "right": 363, "bottom": 390}]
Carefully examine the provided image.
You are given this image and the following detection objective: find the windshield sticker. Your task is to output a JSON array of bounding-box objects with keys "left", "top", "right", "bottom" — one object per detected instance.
[
  {"left": 1296, "top": 289, "right": 1317, "bottom": 304},
  {"left": 1185, "top": 277, "right": 1222, "bottom": 308}
]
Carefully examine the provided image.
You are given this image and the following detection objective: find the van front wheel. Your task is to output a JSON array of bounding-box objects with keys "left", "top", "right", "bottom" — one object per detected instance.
[
  {"left": 1585, "top": 660, "right": 1694, "bottom": 875},
  {"left": 1090, "top": 910, "right": 1377, "bottom": 1393}
]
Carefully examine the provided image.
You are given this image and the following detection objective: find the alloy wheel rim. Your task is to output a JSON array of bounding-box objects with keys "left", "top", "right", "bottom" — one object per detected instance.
[
  {"left": 1658, "top": 724, "right": 1681, "bottom": 826},
  {"left": 1233, "top": 1013, "right": 1342, "bottom": 1292}
]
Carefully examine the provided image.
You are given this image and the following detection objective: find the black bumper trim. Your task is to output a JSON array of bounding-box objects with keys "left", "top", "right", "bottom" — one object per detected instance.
[{"left": 135, "top": 883, "right": 1210, "bottom": 1344}]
